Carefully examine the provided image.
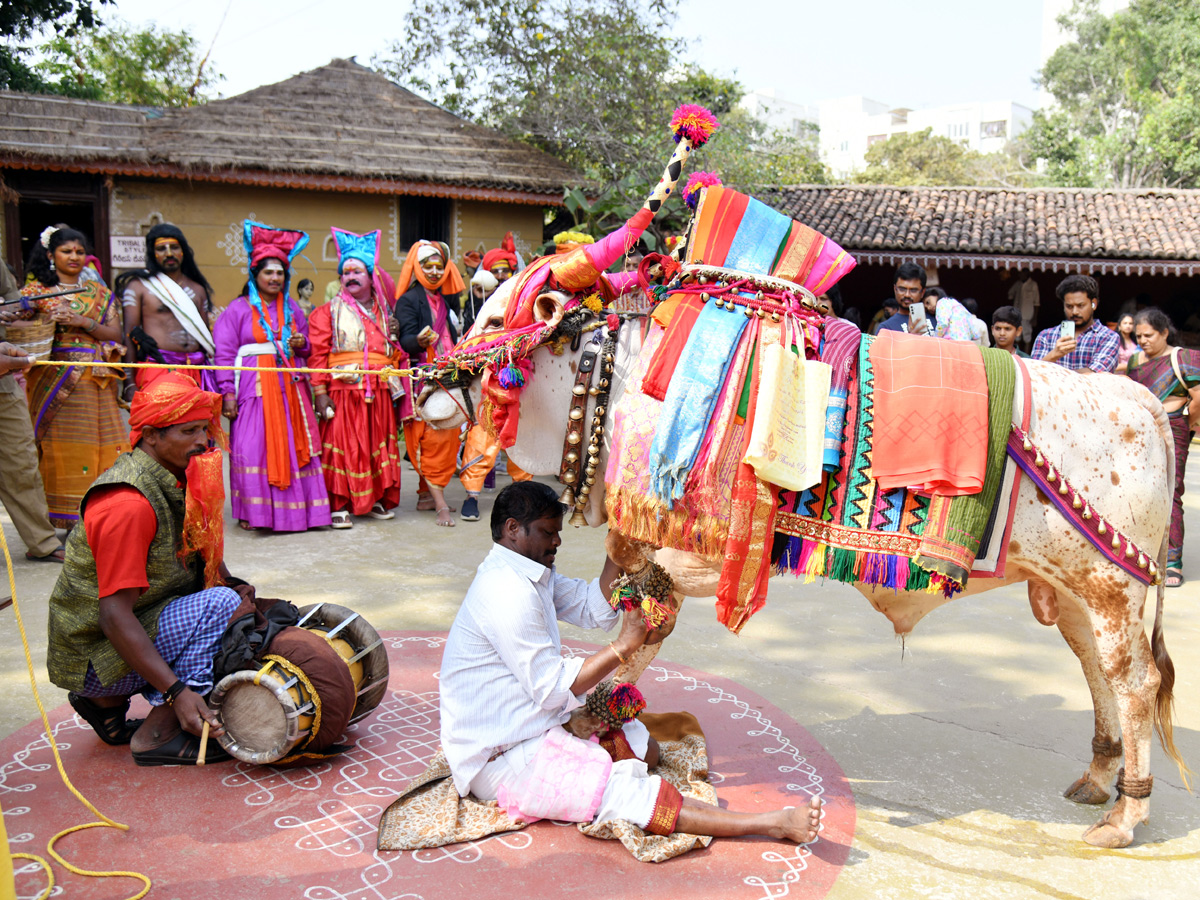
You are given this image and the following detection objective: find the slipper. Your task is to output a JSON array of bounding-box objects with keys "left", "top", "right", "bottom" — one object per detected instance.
[
  {"left": 331, "top": 511, "right": 353, "bottom": 530},
  {"left": 132, "top": 729, "right": 230, "bottom": 767},
  {"left": 26, "top": 546, "right": 65, "bottom": 563},
  {"left": 366, "top": 503, "right": 395, "bottom": 520},
  {"left": 1166, "top": 569, "right": 1184, "bottom": 588},
  {"left": 68, "top": 692, "right": 144, "bottom": 746}
]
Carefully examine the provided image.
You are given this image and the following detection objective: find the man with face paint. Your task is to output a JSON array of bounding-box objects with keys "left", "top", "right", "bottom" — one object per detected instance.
[
  {"left": 480, "top": 232, "right": 519, "bottom": 286},
  {"left": 394, "top": 240, "right": 466, "bottom": 527},
  {"left": 212, "top": 221, "right": 331, "bottom": 533},
  {"left": 116, "top": 224, "right": 217, "bottom": 397},
  {"left": 308, "top": 229, "right": 403, "bottom": 528}
]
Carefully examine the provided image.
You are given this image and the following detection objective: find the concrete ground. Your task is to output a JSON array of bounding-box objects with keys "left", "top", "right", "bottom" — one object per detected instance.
[{"left": 2, "top": 458, "right": 1198, "bottom": 899}]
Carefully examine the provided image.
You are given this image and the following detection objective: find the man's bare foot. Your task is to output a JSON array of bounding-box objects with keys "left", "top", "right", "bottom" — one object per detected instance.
[
  {"left": 773, "top": 796, "right": 822, "bottom": 843},
  {"left": 416, "top": 492, "right": 436, "bottom": 511},
  {"left": 436, "top": 506, "right": 456, "bottom": 527}
]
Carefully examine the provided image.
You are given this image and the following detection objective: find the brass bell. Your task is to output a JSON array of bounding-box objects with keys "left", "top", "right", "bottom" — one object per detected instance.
[
  {"left": 1098, "top": 520, "right": 1107, "bottom": 535},
  {"left": 1058, "top": 480, "right": 1069, "bottom": 496},
  {"left": 1034, "top": 453, "right": 1044, "bottom": 467},
  {"left": 698, "top": 275, "right": 708, "bottom": 285},
  {"left": 570, "top": 508, "right": 589, "bottom": 527},
  {"left": 700, "top": 292, "right": 710, "bottom": 303},
  {"left": 1022, "top": 438, "right": 1032, "bottom": 452},
  {"left": 586, "top": 475, "right": 596, "bottom": 486},
  {"left": 755, "top": 290, "right": 764, "bottom": 302},
  {"left": 1082, "top": 505, "right": 1092, "bottom": 520},
  {"left": 567, "top": 432, "right": 582, "bottom": 445},
  {"left": 595, "top": 405, "right": 605, "bottom": 416},
  {"left": 1137, "top": 553, "right": 1147, "bottom": 568},
  {"left": 565, "top": 451, "right": 579, "bottom": 463},
  {"left": 1125, "top": 543, "right": 1135, "bottom": 558},
  {"left": 756, "top": 307, "right": 765, "bottom": 318},
  {"left": 588, "top": 387, "right": 600, "bottom": 396},
  {"left": 563, "top": 471, "right": 577, "bottom": 484},
  {"left": 744, "top": 306, "right": 754, "bottom": 318},
  {"left": 1046, "top": 467, "right": 1056, "bottom": 482},
  {"left": 558, "top": 486, "right": 575, "bottom": 506},
  {"left": 1071, "top": 493, "right": 1082, "bottom": 510},
  {"left": 600, "top": 379, "right": 609, "bottom": 388},
  {"left": 572, "top": 384, "right": 586, "bottom": 396},
  {"left": 771, "top": 312, "right": 781, "bottom": 323},
  {"left": 586, "top": 464, "right": 597, "bottom": 476},
  {"left": 1112, "top": 533, "right": 1121, "bottom": 550},
  {"left": 569, "top": 408, "right": 583, "bottom": 421}
]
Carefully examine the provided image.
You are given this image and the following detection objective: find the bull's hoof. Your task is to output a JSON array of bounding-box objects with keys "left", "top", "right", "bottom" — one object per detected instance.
[
  {"left": 1063, "top": 776, "right": 1111, "bottom": 805},
  {"left": 1082, "top": 821, "right": 1133, "bottom": 849}
]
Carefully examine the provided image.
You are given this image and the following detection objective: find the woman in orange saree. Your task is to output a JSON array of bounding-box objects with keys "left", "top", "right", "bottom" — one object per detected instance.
[{"left": 21, "top": 227, "right": 128, "bottom": 529}]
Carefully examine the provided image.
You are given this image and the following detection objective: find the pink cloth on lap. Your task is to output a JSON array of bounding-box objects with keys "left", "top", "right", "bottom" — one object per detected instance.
[{"left": 497, "top": 728, "right": 612, "bottom": 824}]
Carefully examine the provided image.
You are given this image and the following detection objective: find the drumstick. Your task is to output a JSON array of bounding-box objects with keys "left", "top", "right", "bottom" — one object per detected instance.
[{"left": 198, "top": 720, "right": 210, "bottom": 766}]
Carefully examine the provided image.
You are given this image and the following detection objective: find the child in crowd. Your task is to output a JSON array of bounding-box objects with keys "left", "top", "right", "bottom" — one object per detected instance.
[{"left": 991, "top": 306, "right": 1030, "bottom": 358}]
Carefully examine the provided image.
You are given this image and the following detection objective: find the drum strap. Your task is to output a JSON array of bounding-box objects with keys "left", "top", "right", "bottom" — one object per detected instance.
[{"left": 260, "top": 655, "right": 325, "bottom": 757}]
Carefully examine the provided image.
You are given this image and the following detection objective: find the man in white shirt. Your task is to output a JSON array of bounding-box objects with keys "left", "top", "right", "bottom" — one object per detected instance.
[{"left": 439, "top": 482, "right": 822, "bottom": 843}]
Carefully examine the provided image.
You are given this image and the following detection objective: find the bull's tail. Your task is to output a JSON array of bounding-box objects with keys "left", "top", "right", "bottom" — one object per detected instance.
[{"left": 1141, "top": 388, "right": 1191, "bottom": 790}]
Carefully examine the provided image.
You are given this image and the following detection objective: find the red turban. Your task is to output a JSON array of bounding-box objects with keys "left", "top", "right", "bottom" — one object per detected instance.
[
  {"left": 128, "top": 373, "right": 228, "bottom": 587},
  {"left": 248, "top": 224, "right": 306, "bottom": 269},
  {"left": 481, "top": 231, "right": 518, "bottom": 273}
]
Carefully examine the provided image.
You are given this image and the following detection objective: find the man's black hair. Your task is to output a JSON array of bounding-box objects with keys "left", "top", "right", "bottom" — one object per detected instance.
[
  {"left": 992, "top": 305, "right": 1022, "bottom": 328},
  {"left": 893, "top": 262, "right": 927, "bottom": 288},
  {"left": 491, "top": 481, "right": 566, "bottom": 541},
  {"left": 1055, "top": 273, "right": 1099, "bottom": 303},
  {"left": 115, "top": 223, "right": 215, "bottom": 306}
]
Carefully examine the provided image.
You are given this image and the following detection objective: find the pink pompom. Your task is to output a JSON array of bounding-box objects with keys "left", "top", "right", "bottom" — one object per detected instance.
[
  {"left": 682, "top": 171, "right": 723, "bottom": 210},
  {"left": 670, "top": 104, "right": 720, "bottom": 147}
]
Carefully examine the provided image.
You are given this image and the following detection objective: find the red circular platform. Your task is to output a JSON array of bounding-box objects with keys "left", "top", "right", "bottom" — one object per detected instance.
[{"left": 3, "top": 632, "right": 855, "bottom": 900}]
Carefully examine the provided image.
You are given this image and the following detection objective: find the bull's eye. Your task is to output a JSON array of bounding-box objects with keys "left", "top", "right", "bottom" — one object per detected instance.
[{"left": 487, "top": 316, "right": 503, "bottom": 328}]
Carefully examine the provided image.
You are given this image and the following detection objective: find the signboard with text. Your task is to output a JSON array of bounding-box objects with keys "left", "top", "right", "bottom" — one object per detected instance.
[{"left": 110, "top": 236, "right": 145, "bottom": 268}]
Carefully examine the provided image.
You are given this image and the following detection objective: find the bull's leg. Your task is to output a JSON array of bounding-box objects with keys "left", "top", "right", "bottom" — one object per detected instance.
[
  {"left": 1078, "top": 584, "right": 1160, "bottom": 849},
  {"left": 614, "top": 593, "right": 684, "bottom": 684},
  {"left": 1052, "top": 592, "right": 1123, "bottom": 804}
]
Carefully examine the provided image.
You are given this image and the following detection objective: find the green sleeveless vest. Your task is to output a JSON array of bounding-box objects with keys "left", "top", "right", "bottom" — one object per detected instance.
[{"left": 46, "top": 447, "right": 205, "bottom": 690}]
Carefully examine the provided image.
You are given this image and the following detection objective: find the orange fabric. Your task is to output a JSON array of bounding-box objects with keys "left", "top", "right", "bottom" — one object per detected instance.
[
  {"left": 85, "top": 486, "right": 156, "bottom": 597},
  {"left": 641, "top": 294, "right": 704, "bottom": 401},
  {"left": 459, "top": 423, "right": 530, "bottom": 492},
  {"left": 395, "top": 241, "right": 466, "bottom": 298},
  {"left": 126, "top": 372, "right": 227, "bottom": 586},
  {"left": 250, "top": 298, "right": 311, "bottom": 489},
  {"left": 402, "top": 419, "right": 460, "bottom": 489},
  {"left": 869, "top": 330, "right": 989, "bottom": 496}
]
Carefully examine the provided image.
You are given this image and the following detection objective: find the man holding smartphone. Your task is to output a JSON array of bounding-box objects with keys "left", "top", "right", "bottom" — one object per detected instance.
[
  {"left": 1031, "top": 274, "right": 1119, "bottom": 373},
  {"left": 877, "top": 262, "right": 937, "bottom": 334}
]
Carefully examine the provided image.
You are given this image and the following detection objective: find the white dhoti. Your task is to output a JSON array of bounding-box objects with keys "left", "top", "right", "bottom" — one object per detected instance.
[{"left": 470, "top": 719, "right": 664, "bottom": 829}]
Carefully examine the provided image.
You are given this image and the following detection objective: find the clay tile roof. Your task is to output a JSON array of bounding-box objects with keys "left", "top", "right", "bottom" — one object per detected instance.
[
  {"left": 760, "top": 185, "right": 1200, "bottom": 261},
  {"left": 0, "top": 59, "right": 580, "bottom": 199}
]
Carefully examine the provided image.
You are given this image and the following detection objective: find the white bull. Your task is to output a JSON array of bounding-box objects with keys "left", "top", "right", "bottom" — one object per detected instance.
[{"left": 418, "top": 297, "right": 1188, "bottom": 849}]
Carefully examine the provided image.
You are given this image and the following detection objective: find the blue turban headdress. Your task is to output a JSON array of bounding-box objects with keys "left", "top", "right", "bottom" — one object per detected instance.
[{"left": 332, "top": 228, "right": 381, "bottom": 275}]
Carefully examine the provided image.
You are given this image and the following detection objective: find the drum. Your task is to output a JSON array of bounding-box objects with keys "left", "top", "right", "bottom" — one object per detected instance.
[
  {"left": 295, "top": 602, "right": 389, "bottom": 724},
  {"left": 208, "top": 660, "right": 316, "bottom": 765},
  {"left": 209, "top": 603, "right": 389, "bottom": 765}
]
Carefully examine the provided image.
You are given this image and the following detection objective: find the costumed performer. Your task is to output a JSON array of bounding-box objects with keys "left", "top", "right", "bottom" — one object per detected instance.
[
  {"left": 394, "top": 240, "right": 465, "bottom": 527},
  {"left": 20, "top": 226, "right": 128, "bottom": 530},
  {"left": 438, "top": 481, "right": 821, "bottom": 844},
  {"left": 116, "top": 223, "right": 218, "bottom": 396},
  {"left": 308, "top": 228, "right": 404, "bottom": 529},
  {"left": 480, "top": 232, "right": 520, "bottom": 285},
  {"left": 212, "top": 221, "right": 331, "bottom": 532},
  {"left": 1126, "top": 307, "right": 1200, "bottom": 588},
  {"left": 45, "top": 373, "right": 251, "bottom": 765}
]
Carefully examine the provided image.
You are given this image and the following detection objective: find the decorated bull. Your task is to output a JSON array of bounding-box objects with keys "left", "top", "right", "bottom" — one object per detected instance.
[{"left": 416, "top": 108, "right": 1188, "bottom": 849}]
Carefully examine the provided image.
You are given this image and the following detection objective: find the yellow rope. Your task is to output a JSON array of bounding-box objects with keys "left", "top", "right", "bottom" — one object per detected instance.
[
  {"left": 28, "top": 358, "right": 426, "bottom": 379},
  {"left": 0, "top": 527, "right": 151, "bottom": 900}
]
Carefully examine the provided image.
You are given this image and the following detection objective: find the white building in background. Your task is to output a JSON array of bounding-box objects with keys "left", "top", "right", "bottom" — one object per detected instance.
[
  {"left": 739, "top": 88, "right": 819, "bottom": 139},
  {"left": 817, "top": 95, "right": 1034, "bottom": 178}
]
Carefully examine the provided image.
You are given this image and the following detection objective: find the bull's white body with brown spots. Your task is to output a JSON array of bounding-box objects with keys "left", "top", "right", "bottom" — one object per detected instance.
[{"left": 418, "top": 300, "right": 1188, "bottom": 848}]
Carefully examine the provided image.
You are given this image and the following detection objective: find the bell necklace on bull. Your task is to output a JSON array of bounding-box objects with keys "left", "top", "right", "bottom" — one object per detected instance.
[{"left": 242, "top": 220, "right": 310, "bottom": 367}]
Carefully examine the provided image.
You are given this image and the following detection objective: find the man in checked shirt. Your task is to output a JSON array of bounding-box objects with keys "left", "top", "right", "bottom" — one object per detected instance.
[{"left": 1032, "top": 274, "right": 1120, "bottom": 373}]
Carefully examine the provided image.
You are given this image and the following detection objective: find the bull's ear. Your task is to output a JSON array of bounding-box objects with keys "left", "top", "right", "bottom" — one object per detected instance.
[{"left": 532, "top": 291, "right": 567, "bottom": 330}]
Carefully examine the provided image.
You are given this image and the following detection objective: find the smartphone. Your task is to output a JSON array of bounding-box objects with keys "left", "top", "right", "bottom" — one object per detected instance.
[
  {"left": 908, "top": 301, "right": 926, "bottom": 333},
  {"left": 1060, "top": 320, "right": 1076, "bottom": 341}
]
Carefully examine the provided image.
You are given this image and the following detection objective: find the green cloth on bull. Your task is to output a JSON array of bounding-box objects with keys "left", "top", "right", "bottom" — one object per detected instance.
[
  {"left": 914, "top": 347, "right": 1016, "bottom": 586},
  {"left": 46, "top": 447, "right": 205, "bottom": 691}
]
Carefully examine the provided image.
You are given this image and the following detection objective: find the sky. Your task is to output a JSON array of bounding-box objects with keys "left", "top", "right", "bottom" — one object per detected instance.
[{"left": 105, "top": 0, "right": 1048, "bottom": 111}]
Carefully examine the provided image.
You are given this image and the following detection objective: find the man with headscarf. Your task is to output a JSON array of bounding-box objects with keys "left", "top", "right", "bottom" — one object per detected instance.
[
  {"left": 480, "top": 232, "right": 519, "bottom": 285},
  {"left": 117, "top": 224, "right": 217, "bottom": 396},
  {"left": 309, "top": 228, "right": 404, "bottom": 529},
  {"left": 394, "top": 240, "right": 465, "bottom": 527},
  {"left": 45, "top": 373, "right": 254, "bottom": 766}
]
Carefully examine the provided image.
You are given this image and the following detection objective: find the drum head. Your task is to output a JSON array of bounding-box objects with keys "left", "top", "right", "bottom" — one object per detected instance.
[
  {"left": 210, "top": 668, "right": 312, "bottom": 765},
  {"left": 296, "top": 603, "right": 390, "bottom": 724}
]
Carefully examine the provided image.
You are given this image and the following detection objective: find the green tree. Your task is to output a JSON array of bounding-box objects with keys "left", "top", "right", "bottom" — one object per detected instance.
[
  {"left": 35, "top": 19, "right": 221, "bottom": 106},
  {"left": 0, "top": 0, "right": 110, "bottom": 92},
  {"left": 1022, "top": 0, "right": 1200, "bottom": 188},
  {"left": 853, "top": 128, "right": 982, "bottom": 186},
  {"left": 374, "top": 0, "right": 826, "bottom": 243}
]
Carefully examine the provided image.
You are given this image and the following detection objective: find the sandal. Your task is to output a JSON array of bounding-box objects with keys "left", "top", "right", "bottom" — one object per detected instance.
[
  {"left": 366, "top": 503, "right": 395, "bottom": 520},
  {"left": 26, "top": 546, "right": 65, "bottom": 563},
  {"left": 331, "top": 511, "right": 353, "bottom": 529},
  {"left": 1166, "top": 569, "right": 1184, "bottom": 588},
  {"left": 132, "top": 729, "right": 230, "bottom": 767},
  {"left": 68, "top": 692, "right": 145, "bottom": 746}
]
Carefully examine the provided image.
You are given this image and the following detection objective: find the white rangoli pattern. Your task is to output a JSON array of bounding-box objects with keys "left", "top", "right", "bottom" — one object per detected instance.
[{"left": 3, "top": 635, "right": 830, "bottom": 900}]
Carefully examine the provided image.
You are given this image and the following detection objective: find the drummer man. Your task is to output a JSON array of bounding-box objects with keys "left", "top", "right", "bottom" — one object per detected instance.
[
  {"left": 438, "top": 481, "right": 823, "bottom": 843},
  {"left": 45, "top": 373, "right": 253, "bottom": 766}
]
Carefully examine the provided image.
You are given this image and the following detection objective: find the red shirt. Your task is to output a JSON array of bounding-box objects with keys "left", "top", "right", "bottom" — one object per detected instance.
[{"left": 84, "top": 485, "right": 158, "bottom": 597}]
